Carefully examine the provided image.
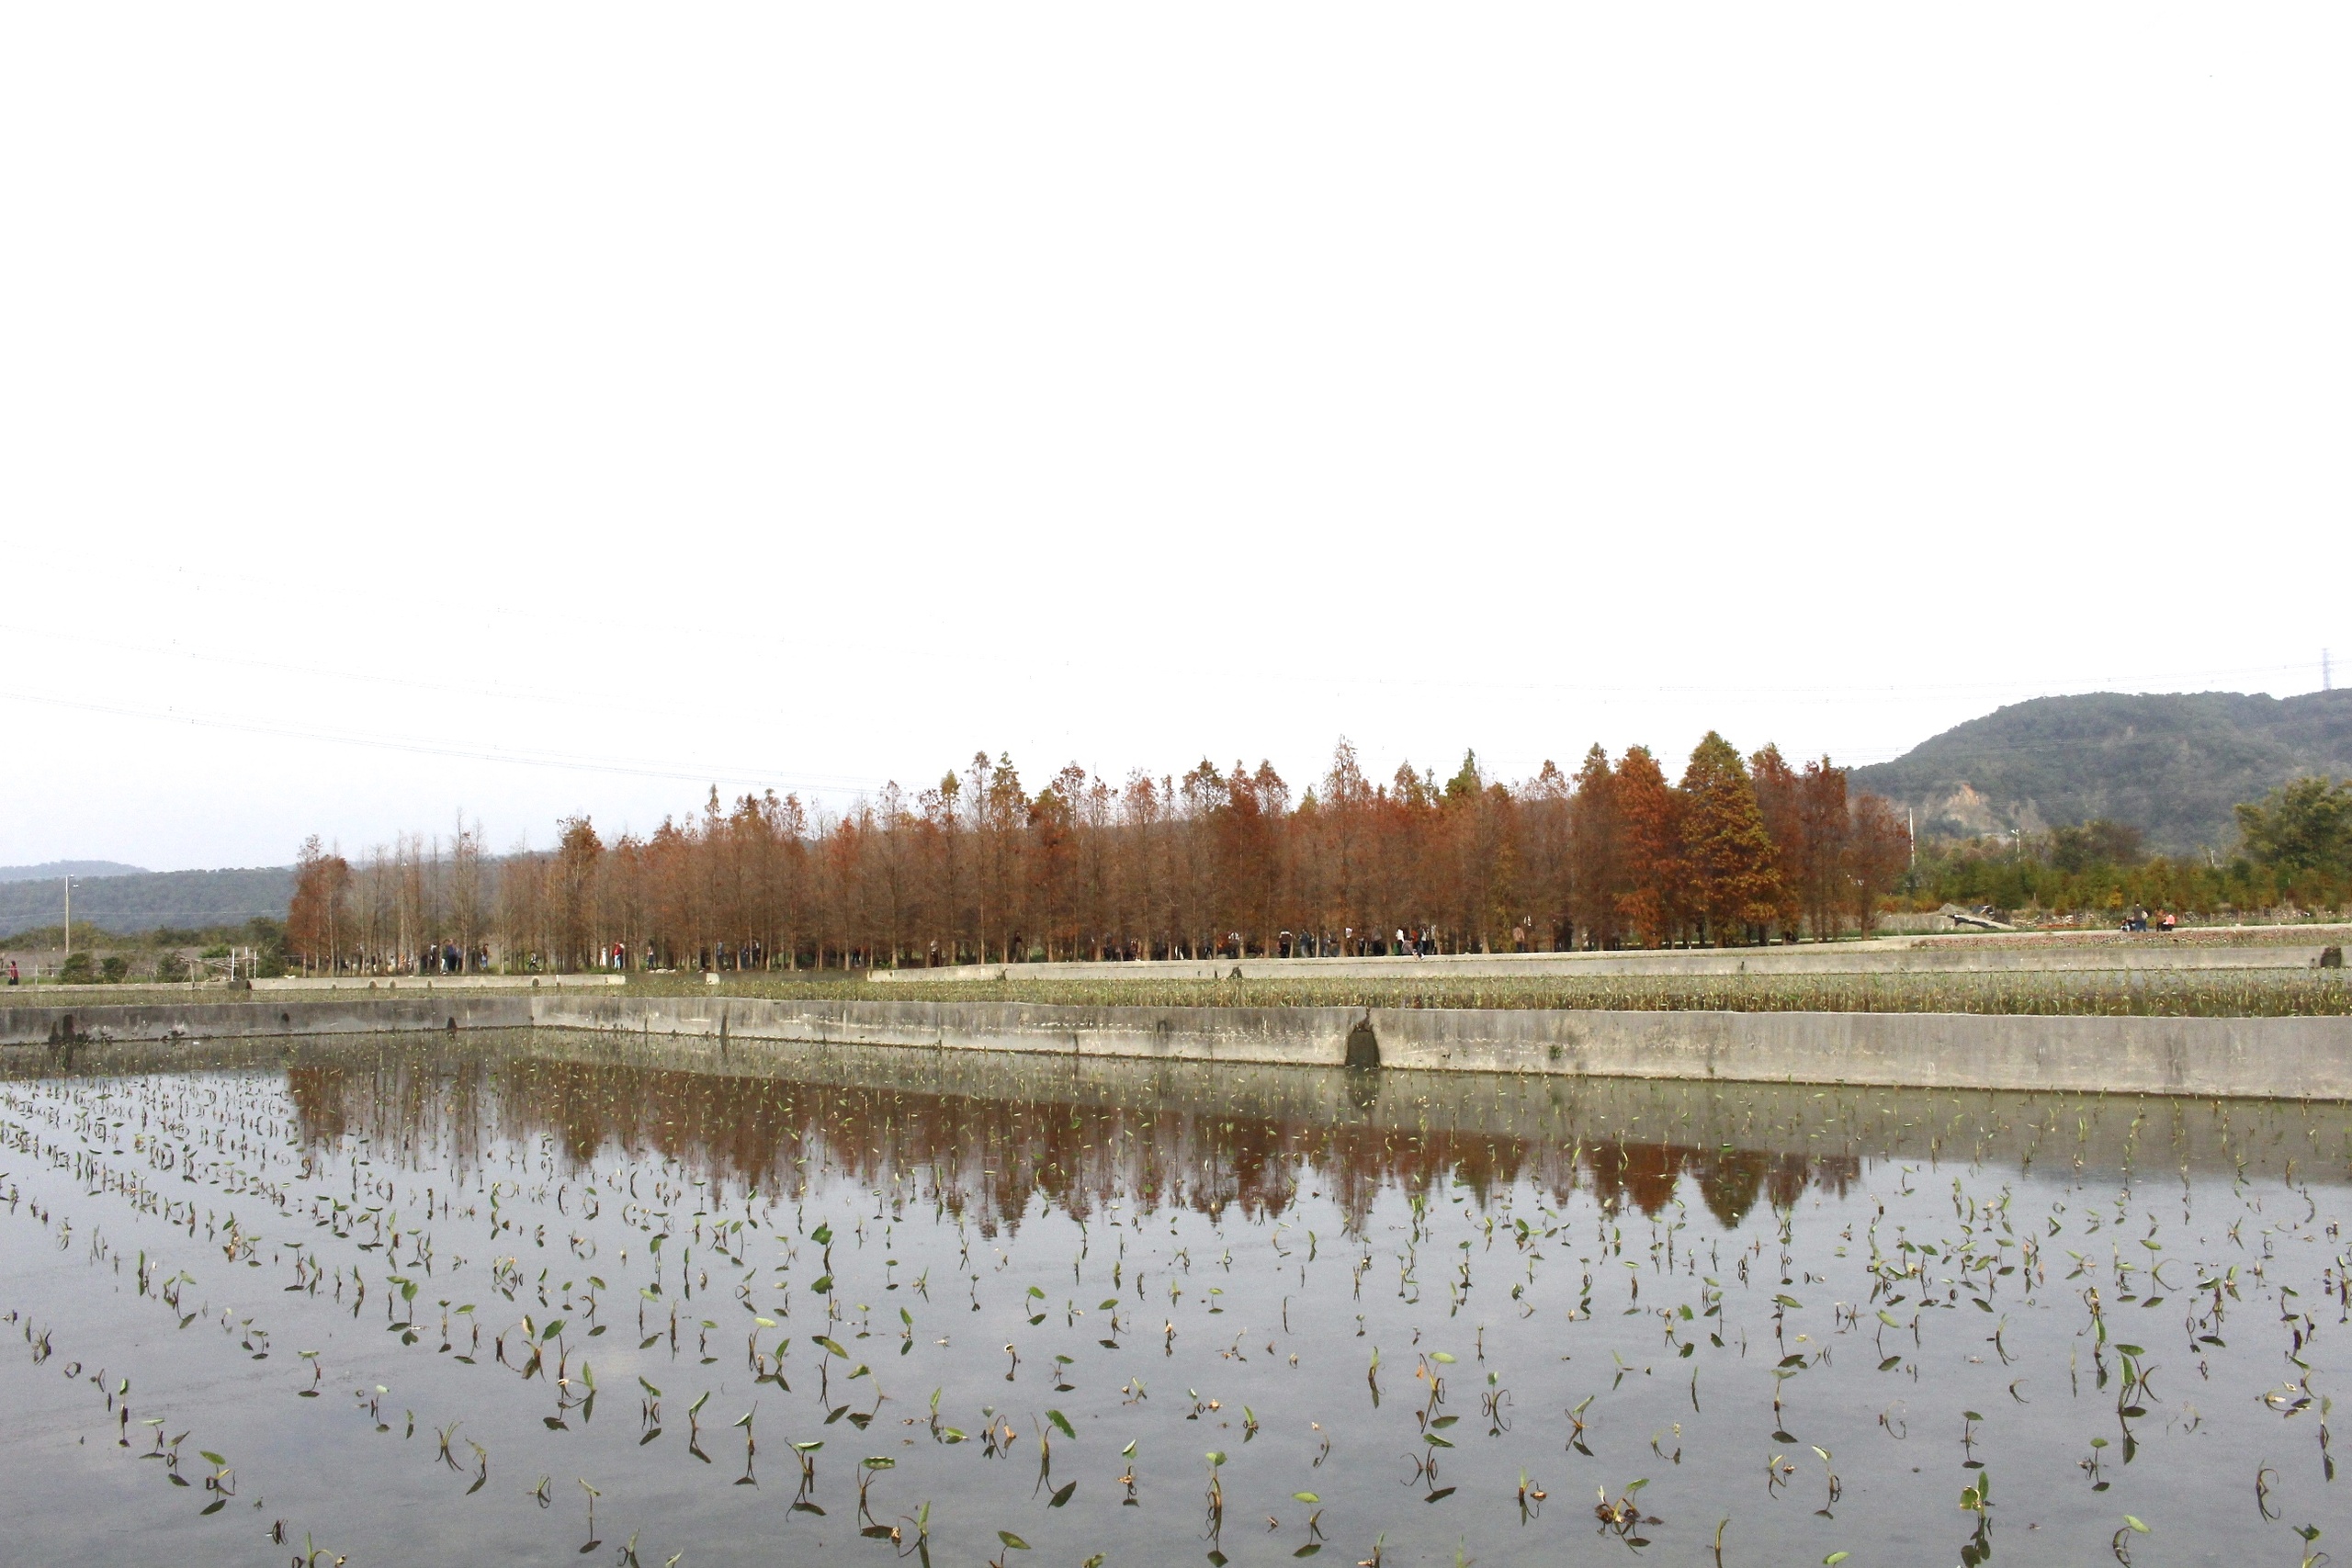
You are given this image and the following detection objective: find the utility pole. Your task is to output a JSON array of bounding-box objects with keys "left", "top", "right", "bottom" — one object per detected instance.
[
  {"left": 2326, "top": 649, "right": 2335, "bottom": 693},
  {"left": 62, "top": 876, "right": 71, "bottom": 969}
]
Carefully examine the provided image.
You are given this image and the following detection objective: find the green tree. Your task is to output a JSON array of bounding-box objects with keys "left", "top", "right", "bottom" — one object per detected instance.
[
  {"left": 2050, "top": 819, "right": 2145, "bottom": 874},
  {"left": 244, "top": 916, "right": 289, "bottom": 978},
  {"left": 2234, "top": 777, "right": 2352, "bottom": 875}
]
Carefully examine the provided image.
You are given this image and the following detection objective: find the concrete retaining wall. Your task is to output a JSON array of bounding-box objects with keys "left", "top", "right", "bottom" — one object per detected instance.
[
  {"left": 872, "top": 942, "right": 2343, "bottom": 983},
  {"left": 534, "top": 994, "right": 2352, "bottom": 1101},
  {"left": 0, "top": 995, "right": 532, "bottom": 1046},
  {"left": 514, "top": 1030, "right": 2352, "bottom": 1180},
  {"left": 4, "top": 993, "right": 2346, "bottom": 1102},
  {"left": 1369, "top": 1005, "right": 2352, "bottom": 1100}
]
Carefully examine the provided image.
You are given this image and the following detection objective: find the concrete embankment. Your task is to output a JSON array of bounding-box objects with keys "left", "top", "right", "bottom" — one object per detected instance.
[
  {"left": 537, "top": 994, "right": 2352, "bottom": 1102},
  {"left": 0, "top": 996, "right": 531, "bottom": 1046},
  {"left": 515, "top": 1028, "right": 2352, "bottom": 1180},
  {"left": 872, "top": 942, "right": 2344, "bottom": 983},
  {"left": 4, "top": 993, "right": 2346, "bottom": 1102}
]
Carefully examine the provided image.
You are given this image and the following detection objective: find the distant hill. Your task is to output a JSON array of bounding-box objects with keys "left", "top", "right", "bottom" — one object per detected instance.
[
  {"left": 1852, "top": 689, "right": 2352, "bottom": 855},
  {"left": 0, "top": 865, "right": 293, "bottom": 938},
  {"left": 0, "top": 860, "right": 149, "bottom": 883}
]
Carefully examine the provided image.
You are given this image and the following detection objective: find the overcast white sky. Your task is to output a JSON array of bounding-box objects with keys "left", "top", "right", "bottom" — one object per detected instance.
[{"left": 3, "top": 7, "right": 2344, "bottom": 872}]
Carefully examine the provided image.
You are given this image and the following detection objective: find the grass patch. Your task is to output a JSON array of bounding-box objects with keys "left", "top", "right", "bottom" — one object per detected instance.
[
  {"left": 23, "top": 967, "right": 2346, "bottom": 1017},
  {"left": 647, "top": 970, "right": 2352, "bottom": 1018}
]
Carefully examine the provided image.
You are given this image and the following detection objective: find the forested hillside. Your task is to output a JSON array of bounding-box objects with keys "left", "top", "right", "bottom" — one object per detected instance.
[
  {"left": 0, "top": 865, "right": 293, "bottom": 936},
  {"left": 0, "top": 860, "right": 147, "bottom": 882},
  {"left": 1852, "top": 690, "right": 2352, "bottom": 853}
]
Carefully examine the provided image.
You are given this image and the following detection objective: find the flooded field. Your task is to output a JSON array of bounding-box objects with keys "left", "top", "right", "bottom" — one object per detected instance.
[{"left": 3, "top": 1032, "right": 2347, "bottom": 1566}]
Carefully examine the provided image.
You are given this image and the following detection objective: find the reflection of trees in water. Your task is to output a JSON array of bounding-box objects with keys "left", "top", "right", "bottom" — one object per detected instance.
[
  {"left": 283, "top": 1066, "right": 348, "bottom": 1145},
  {"left": 285, "top": 1051, "right": 1864, "bottom": 1232},
  {"left": 1580, "top": 1143, "right": 1858, "bottom": 1225},
  {"left": 287, "top": 1055, "right": 492, "bottom": 1174}
]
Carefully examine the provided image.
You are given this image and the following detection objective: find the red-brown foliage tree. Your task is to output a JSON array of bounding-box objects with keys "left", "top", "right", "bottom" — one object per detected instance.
[
  {"left": 286, "top": 835, "right": 352, "bottom": 973},
  {"left": 1611, "top": 747, "right": 1684, "bottom": 948},
  {"left": 317, "top": 731, "right": 1911, "bottom": 973},
  {"left": 1679, "top": 732, "right": 1785, "bottom": 946}
]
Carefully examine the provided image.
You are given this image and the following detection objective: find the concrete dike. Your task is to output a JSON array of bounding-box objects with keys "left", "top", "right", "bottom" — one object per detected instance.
[
  {"left": 5, "top": 992, "right": 2346, "bottom": 1101},
  {"left": 14, "top": 991, "right": 2333, "bottom": 1104},
  {"left": 0, "top": 995, "right": 531, "bottom": 1047},
  {"left": 537, "top": 994, "right": 2352, "bottom": 1101}
]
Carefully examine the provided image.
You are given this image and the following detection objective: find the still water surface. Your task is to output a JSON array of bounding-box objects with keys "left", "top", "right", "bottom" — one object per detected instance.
[{"left": 3, "top": 1030, "right": 2347, "bottom": 1565}]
